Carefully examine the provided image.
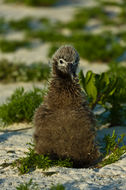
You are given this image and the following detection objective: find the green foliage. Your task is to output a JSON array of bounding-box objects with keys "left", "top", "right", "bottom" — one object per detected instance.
[
  {"left": 98, "top": 1, "right": 122, "bottom": 7},
  {"left": 16, "top": 179, "right": 39, "bottom": 190},
  {"left": 0, "top": 18, "right": 8, "bottom": 34},
  {"left": 98, "top": 130, "right": 126, "bottom": 167},
  {"left": 118, "top": 31, "right": 126, "bottom": 42},
  {"left": 79, "top": 69, "right": 126, "bottom": 126},
  {"left": 0, "top": 87, "right": 45, "bottom": 126},
  {"left": 107, "top": 64, "right": 126, "bottom": 126},
  {"left": 9, "top": 17, "right": 52, "bottom": 31},
  {"left": 48, "top": 32, "right": 125, "bottom": 62},
  {"left": 0, "top": 59, "right": 50, "bottom": 83},
  {"left": 79, "top": 70, "right": 117, "bottom": 108},
  {"left": 74, "top": 33, "right": 125, "bottom": 62},
  {"left": 0, "top": 39, "right": 29, "bottom": 52},
  {"left": 16, "top": 180, "right": 65, "bottom": 190},
  {"left": 9, "top": 17, "right": 32, "bottom": 30},
  {"left": 13, "top": 143, "right": 73, "bottom": 174},
  {"left": 0, "top": 16, "right": 52, "bottom": 33},
  {"left": 108, "top": 63, "right": 126, "bottom": 87},
  {"left": 48, "top": 44, "right": 60, "bottom": 58},
  {"left": 65, "top": 6, "right": 117, "bottom": 30},
  {"left": 5, "top": 0, "right": 58, "bottom": 6},
  {"left": 27, "top": 29, "right": 66, "bottom": 42},
  {"left": 50, "top": 184, "right": 65, "bottom": 190}
]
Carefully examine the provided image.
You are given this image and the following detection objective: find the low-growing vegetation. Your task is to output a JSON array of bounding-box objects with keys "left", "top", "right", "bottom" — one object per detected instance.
[
  {"left": 97, "top": 1, "right": 122, "bottom": 7},
  {"left": 13, "top": 143, "right": 73, "bottom": 174},
  {"left": 47, "top": 32, "right": 126, "bottom": 62},
  {"left": 0, "top": 39, "right": 30, "bottom": 52},
  {"left": 27, "top": 29, "right": 66, "bottom": 43},
  {"left": 16, "top": 179, "right": 39, "bottom": 190},
  {"left": 0, "top": 17, "right": 53, "bottom": 32},
  {"left": 64, "top": 3, "right": 126, "bottom": 31},
  {"left": 118, "top": 31, "right": 126, "bottom": 42},
  {"left": 5, "top": 0, "right": 58, "bottom": 6},
  {"left": 0, "top": 59, "right": 50, "bottom": 83},
  {"left": 9, "top": 17, "right": 52, "bottom": 31},
  {"left": 74, "top": 33, "right": 125, "bottom": 62},
  {"left": 79, "top": 68, "right": 126, "bottom": 127},
  {"left": 65, "top": 6, "right": 116, "bottom": 30},
  {"left": 16, "top": 179, "right": 65, "bottom": 190},
  {"left": 0, "top": 18, "right": 8, "bottom": 34},
  {"left": 98, "top": 130, "right": 126, "bottom": 167},
  {"left": 9, "top": 17, "right": 33, "bottom": 31},
  {"left": 50, "top": 184, "right": 65, "bottom": 190},
  {"left": 0, "top": 87, "right": 46, "bottom": 126}
]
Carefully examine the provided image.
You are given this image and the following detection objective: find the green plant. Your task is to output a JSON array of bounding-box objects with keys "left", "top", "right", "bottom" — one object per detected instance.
[
  {"left": 98, "top": 130, "right": 126, "bottom": 167},
  {"left": 0, "top": 59, "right": 50, "bottom": 83},
  {"left": 97, "top": 0, "right": 122, "bottom": 7},
  {"left": 0, "top": 16, "right": 52, "bottom": 32},
  {"left": 50, "top": 184, "right": 65, "bottom": 190},
  {"left": 74, "top": 33, "right": 125, "bottom": 62},
  {"left": 119, "top": 7, "right": 126, "bottom": 23},
  {"left": 79, "top": 69, "right": 126, "bottom": 126},
  {"left": 13, "top": 143, "right": 73, "bottom": 174},
  {"left": 8, "top": 17, "right": 52, "bottom": 31},
  {"left": 9, "top": 17, "right": 32, "bottom": 31},
  {"left": 5, "top": 0, "right": 58, "bottom": 6},
  {"left": 118, "top": 31, "right": 126, "bottom": 42},
  {"left": 107, "top": 64, "right": 126, "bottom": 126},
  {"left": 16, "top": 179, "right": 39, "bottom": 190},
  {"left": 65, "top": 6, "right": 117, "bottom": 30},
  {"left": 48, "top": 44, "right": 60, "bottom": 58},
  {"left": 79, "top": 70, "right": 118, "bottom": 109},
  {"left": 27, "top": 29, "right": 66, "bottom": 42},
  {"left": 0, "top": 18, "right": 9, "bottom": 34},
  {"left": 0, "top": 39, "right": 29, "bottom": 52},
  {"left": 16, "top": 180, "right": 65, "bottom": 190},
  {"left": 0, "top": 87, "right": 46, "bottom": 126}
]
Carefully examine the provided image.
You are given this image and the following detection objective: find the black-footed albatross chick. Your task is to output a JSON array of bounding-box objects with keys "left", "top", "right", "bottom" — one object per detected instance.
[{"left": 34, "top": 45, "right": 99, "bottom": 167}]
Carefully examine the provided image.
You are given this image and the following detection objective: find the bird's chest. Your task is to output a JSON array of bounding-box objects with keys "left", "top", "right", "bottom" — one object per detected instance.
[
  {"left": 51, "top": 107, "right": 78, "bottom": 126},
  {"left": 48, "top": 85, "right": 79, "bottom": 108}
]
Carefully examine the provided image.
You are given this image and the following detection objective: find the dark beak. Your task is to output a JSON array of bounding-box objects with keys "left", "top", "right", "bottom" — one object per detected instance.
[{"left": 68, "top": 63, "right": 75, "bottom": 79}]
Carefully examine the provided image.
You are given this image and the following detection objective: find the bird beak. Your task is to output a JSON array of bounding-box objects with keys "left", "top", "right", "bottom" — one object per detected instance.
[
  {"left": 68, "top": 63, "right": 73, "bottom": 71},
  {"left": 68, "top": 63, "right": 74, "bottom": 80}
]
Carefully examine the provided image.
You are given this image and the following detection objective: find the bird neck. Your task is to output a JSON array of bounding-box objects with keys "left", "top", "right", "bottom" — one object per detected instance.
[{"left": 46, "top": 74, "right": 82, "bottom": 108}]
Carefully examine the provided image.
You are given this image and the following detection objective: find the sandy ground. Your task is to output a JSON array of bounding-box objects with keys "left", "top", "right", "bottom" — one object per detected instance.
[
  {"left": 0, "top": 0, "right": 95, "bottom": 21},
  {"left": 0, "top": 125, "right": 126, "bottom": 190}
]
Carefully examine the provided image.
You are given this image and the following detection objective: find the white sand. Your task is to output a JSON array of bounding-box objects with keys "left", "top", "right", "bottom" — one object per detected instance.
[
  {"left": 0, "top": 43, "right": 50, "bottom": 64},
  {"left": 0, "top": 0, "right": 95, "bottom": 22}
]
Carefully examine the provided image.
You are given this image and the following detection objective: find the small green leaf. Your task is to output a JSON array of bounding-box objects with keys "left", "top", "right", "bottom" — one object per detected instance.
[
  {"left": 85, "top": 72, "right": 97, "bottom": 103},
  {"left": 85, "top": 70, "right": 93, "bottom": 84}
]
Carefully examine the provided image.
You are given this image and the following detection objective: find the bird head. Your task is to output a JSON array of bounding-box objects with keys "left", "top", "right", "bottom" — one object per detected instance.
[{"left": 52, "top": 45, "right": 80, "bottom": 79}]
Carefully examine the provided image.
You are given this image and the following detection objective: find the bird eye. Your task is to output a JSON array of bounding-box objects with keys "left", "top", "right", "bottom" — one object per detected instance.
[{"left": 59, "top": 59, "right": 63, "bottom": 64}]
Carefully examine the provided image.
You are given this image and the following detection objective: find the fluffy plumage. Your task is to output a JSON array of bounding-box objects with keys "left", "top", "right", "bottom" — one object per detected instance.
[{"left": 34, "top": 45, "right": 99, "bottom": 167}]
